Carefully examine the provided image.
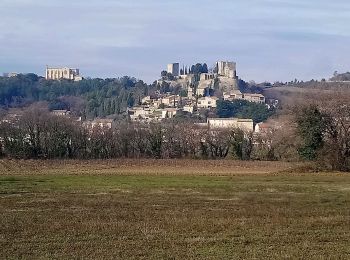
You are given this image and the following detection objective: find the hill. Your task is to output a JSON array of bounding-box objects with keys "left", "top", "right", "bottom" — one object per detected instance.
[{"left": 0, "top": 74, "right": 151, "bottom": 118}]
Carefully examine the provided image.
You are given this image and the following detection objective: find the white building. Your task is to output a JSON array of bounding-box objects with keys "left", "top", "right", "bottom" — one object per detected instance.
[
  {"left": 223, "top": 90, "right": 244, "bottom": 101},
  {"left": 46, "top": 66, "right": 82, "bottom": 81},
  {"left": 159, "top": 95, "right": 181, "bottom": 107},
  {"left": 141, "top": 96, "right": 152, "bottom": 105},
  {"left": 51, "top": 110, "right": 71, "bottom": 117},
  {"left": 83, "top": 119, "right": 114, "bottom": 129},
  {"left": 161, "top": 108, "right": 179, "bottom": 119},
  {"left": 224, "top": 90, "right": 265, "bottom": 104},
  {"left": 197, "top": 96, "right": 218, "bottom": 109},
  {"left": 243, "top": 93, "right": 265, "bottom": 103},
  {"left": 128, "top": 106, "right": 152, "bottom": 121},
  {"left": 183, "top": 105, "right": 195, "bottom": 114},
  {"left": 207, "top": 118, "right": 254, "bottom": 132},
  {"left": 255, "top": 122, "right": 273, "bottom": 134}
]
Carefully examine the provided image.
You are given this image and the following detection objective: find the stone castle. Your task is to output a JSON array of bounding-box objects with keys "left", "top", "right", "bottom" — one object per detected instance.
[
  {"left": 164, "top": 60, "right": 239, "bottom": 95},
  {"left": 45, "top": 66, "right": 82, "bottom": 81},
  {"left": 216, "top": 61, "right": 237, "bottom": 79}
]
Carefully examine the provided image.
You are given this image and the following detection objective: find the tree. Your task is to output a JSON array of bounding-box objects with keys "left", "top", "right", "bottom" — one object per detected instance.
[
  {"left": 166, "top": 73, "right": 175, "bottom": 81},
  {"left": 216, "top": 100, "right": 273, "bottom": 123},
  {"left": 127, "top": 93, "right": 135, "bottom": 107},
  {"left": 202, "top": 63, "right": 208, "bottom": 73},
  {"left": 148, "top": 123, "right": 163, "bottom": 159},
  {"left": 230, "top": 129, "right": 253, "bottom": 160},
  {"left": 320, "top": 105, "right": 350, "bottom": 171},
  {"left": 296, "top": 105, "right": 326, "bottom": 160},
  {"left": 205, "top": 129, "right": 231, "bottom": 158},
  {"left": 0, "top": 74, "right": 152, "bottom": 118}
]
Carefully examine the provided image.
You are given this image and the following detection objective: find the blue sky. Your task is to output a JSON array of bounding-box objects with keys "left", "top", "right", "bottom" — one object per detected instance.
[{"left": 1, "top": 0, "right": 350, "bottom": 83}]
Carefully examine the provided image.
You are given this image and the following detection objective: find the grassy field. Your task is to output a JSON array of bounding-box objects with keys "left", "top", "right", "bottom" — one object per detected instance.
[{"left": 0, "top": 160, "right": 349, "bottom": 259}]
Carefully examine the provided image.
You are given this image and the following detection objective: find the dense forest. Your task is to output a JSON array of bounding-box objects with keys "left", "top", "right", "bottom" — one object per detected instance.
[
  {"left": 0, "top": 74, "right": 151, "bottom": 118},
  {"left": 216, "top": 100, "right": 273, "bottom": 123}
]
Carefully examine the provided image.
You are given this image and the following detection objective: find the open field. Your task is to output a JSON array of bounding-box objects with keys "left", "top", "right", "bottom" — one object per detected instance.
[
  {"left": 0, "top": 160, "right": 350, "bottom": 259},
  {"left": 0, "top": 159, "right": 300, "bottom": 176}
]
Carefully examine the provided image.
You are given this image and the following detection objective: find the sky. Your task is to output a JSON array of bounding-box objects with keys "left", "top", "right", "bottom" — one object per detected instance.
[{"left": 1, "top": 0, "right": 350, "bottom": 83}]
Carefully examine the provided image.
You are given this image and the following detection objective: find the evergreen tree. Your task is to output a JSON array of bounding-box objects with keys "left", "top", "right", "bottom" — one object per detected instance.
[
  {"left": 202, "top": 63, "right": 209, "bottom": 73},
  {"left": 296, "top": 105, "right": 326, "bottom": 160}
]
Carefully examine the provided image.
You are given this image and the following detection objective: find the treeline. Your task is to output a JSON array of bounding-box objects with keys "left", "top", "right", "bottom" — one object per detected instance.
[
  {"left": 217, "top": 100, "right": 274, "bottom": 123},
  {"left": 0, "top": 74, "right": 151, "bottom": 118},
  {"left": 0, "top": 105, "right": 348, "bottom": 171},
  {"left": 0, "top": 108, "right": 253, "bottom": 160},
  {"left": 330, "top": 71, "right": 350, "bottom": 82}
]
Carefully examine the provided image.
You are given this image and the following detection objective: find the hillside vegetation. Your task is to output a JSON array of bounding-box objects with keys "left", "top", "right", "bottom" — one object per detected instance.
[{"left": 0, "top": 74, "right": 150, "bottom": 118}]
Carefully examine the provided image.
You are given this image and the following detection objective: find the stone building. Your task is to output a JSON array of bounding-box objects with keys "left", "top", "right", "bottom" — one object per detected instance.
[
  {"left": 167, "top": 63, "right": 180, "bottom": 77},
  {"left": 216, "top": 61, "right": 237, "bottom": 79},
  {"left": 207, "top": 118, "right": 254, "bottom": 132},
  {"left": 51, "top": 110, "right": 71, "bottom": 116},
  {"left": 200, "top": 73, "right": 215, "bottom": 81},
  {"left": 243, "top": 93, "right": 265, "bottom": 104},
  {"left": 223, "top": 90, "right": 265, "bottom": 104},
  {"left": 45, "top": 66, "right": 82, "bottom": 81},
  {"left": 197, "top": 96, "right": 218, "bottom": 109},
  {"left": 83, "top": 119, "right": 114, "bottom": 130}
]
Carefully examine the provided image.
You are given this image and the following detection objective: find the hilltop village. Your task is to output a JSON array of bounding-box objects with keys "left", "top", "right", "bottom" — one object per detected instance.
[
  {"left": 1, "top": 61, "right": 273, "bottom": 134},
  {"left": 1, "top": 61, "right": 349, "bottom": 168},
  {"left": 127, "top": 61, "right": 267, "bottom": 132}
]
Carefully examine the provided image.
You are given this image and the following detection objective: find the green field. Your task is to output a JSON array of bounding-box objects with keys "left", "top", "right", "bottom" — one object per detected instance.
[{"left": 0, "top": 160, "right": 349, "bottom": 259}]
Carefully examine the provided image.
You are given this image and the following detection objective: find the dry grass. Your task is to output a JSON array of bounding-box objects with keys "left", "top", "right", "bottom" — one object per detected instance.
[
  {"left": 264, "top": 86, "right": 350, "bottom": 108},
  {"left": 0, "top": 160, "right": 349, "bottom": 259},
  {"left": 0, "top": 159, "right": 300, "bottom": 176}
]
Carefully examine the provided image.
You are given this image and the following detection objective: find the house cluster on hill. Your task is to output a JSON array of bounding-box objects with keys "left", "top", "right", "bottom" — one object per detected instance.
[
  {"left": 0, "top": 60, "right": 272, "bottom": 134},
  {"left": 127, "top": 60, "right": 267, "bottom": 125}
]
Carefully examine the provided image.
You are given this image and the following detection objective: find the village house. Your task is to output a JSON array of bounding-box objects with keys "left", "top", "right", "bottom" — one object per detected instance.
[
  {"left": 183, "top": 105, "right": 195, "bottom": 114},
  {"left": 223, "top": 90, "right": 244, "bottom": 101},
  {"left": 255, "top": 122, "right": 273, "bottom": 134},
  {"left": 197, "top": 96, "right": 219, "bottom": 109},
  {"left": 51, "top": 110, "right": 71, "bottom": 117},
  {"left": 161, "top": 108, "right": 179, "bottom": 119},
  {"left": 159, "top": 95, "right": 181, "bottom": 107},
  {"left": 243, "top": 93, "right": 265, "bottom": 103},
  {"left": 128, "top": 106, "right": 153, "bottom": 121},
  {"left": 141, "top": 95, "right": 160, "bottom": 106},
  {"left": 224, "top": 90, "right": 265, "bottom": 104},
  {"left": 83, "top": 118, "right": 114, "bottom": 130},
  {"left": 207, "top": 118, "right": 254, "bottom": 132},
  {"left": 141, "top": 96, "right": 152, "bottom": 105}
]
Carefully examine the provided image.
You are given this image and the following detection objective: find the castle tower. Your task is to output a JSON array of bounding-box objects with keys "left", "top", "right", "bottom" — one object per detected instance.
[{"left": 167, "top": 63, "right": 180, "bottom": 77}]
